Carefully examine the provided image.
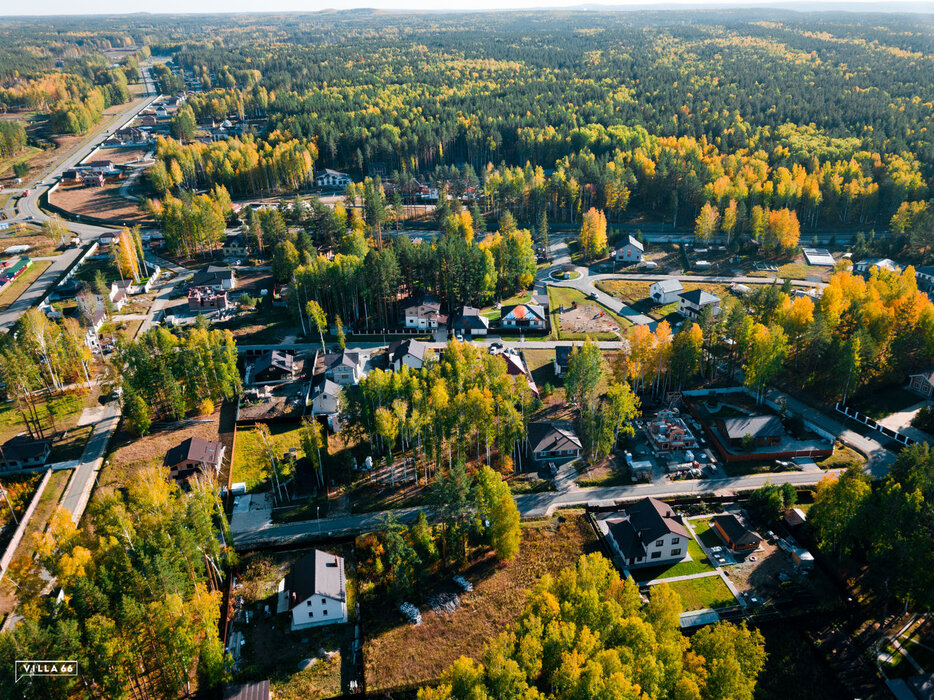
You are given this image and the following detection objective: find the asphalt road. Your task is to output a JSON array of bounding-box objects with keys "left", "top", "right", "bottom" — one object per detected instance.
[{"left": 60, "top": 399, "right": 121, "bottom": 523}]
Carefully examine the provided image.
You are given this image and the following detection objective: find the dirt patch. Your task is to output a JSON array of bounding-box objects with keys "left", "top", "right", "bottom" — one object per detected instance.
[
  {"left": 49, "top": 182, "right": 148, "bottom": 223},
  {"left": 363, "top": 514, "right": 599, "bottom": 692},
  {"left": 557, "top": 302, "right": 622, "bottom": 337},
  {"left": 98, "top": 147, "right": 151, "bottom": 165},
  {"left": 0, "top": 229, "right": 60, "bottom": 257}
]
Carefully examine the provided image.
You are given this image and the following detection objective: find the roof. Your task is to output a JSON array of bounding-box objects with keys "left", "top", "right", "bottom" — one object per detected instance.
[
  {"left": 324, "top": 350, "right": 361, "bottom": 370},
  {"left": 284, "top": 550, "right": 346, "bottom": 608},
  {"left": 389, "top": 339, "right": 426, "bottom": 364},
  {"left": 254, "top": 350, "right": 295, "bottom": 376},
  {"left": 318, "top": 168, "right": 349, "bottom": 178},
  {"left": 223, "top": 680, "right": 270, "bottom": 700},
  {"left": 404, "top": 299, "right": 447, "bottom": 322},
  {"left": 679, "top": 289, "right": 720, "bottom": 306},
  {"left": 623, "top": 235, "right": 644, "bottom": 251},
  {"left": 555, "top": 345, "right": 572, "bottom": 365},
  {"left": 651, "top": 278, "right": 684, "bottom": 293},
  {"left": 453, "top": 306, "right": 490, "bottom": 331},
  {"left": 501, "top": 303, "right": 546, "bottom": 322},
  {"left": 916, "top": 266, "right": 934, "bottom": 277},
  {"left": 713, "top": 514, "right": 762, "bottom": 547},
  {"left": 527, "top": 421, "right": 582, "bottom": 454},
  {"left": 314, "top": 379, "right": 341, "bottom": 398},
  {"left": 163, "top": 437, "right": 223, "bottom": 468},
  {"left": 855, "top": 257, "right": 899, "bottom": 272},
  {"left": 193, "top": 265, "right": 235, "bottom": 286},
  {"left": 911, "top": 371, "right": 934, "bottom": 386},
  {"left": 606, "top": 497, "right": 690, "bottom": 560},
  {"left": 784, "top": 508, "right": 807, "bottom": 527},
  {"left": 224, "top": 233, "right": 246, "bottom": 247},
  {"left": 721, "top": 415, "right": 784, "bottom": 440},
  {"left": 0, "top": 434, "right": 51, "bottom": 464},
  {"left": 802, "top": 248, "right": 835, "bottom": 266}
]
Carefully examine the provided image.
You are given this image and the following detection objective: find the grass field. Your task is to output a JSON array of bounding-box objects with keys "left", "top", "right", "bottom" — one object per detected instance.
[
  {"left": 656, "top": 575, "right": 736, "bottom": 611},
  {"left": 0, "top": 392, "right": 86, "bottom": 443},
  {"left": 481, "top": 290, "right": 532, "bottom": 321},
  {"left": 0, "top": 146, "right": 42, "bottom": 178},
  {"left": 363, "top": 514, "right": 599, "bottom": 692},
  {"left": 818, "top": 443, "right": 866, "bottom": 470},
  {"left": 547, "top": 286, "right": 630, "bottom": 340},
  {"left": 232, "top": 421, "right": 306, "bottom": 492},
  {"left": 690, "top": 518, "right": 725, "bottom": 550},
  {"left": 0, "top": 260, "right": 51, "bottom": 313},
  {"left": 633, "top": 531, "right": 716, "bottom": 582}
]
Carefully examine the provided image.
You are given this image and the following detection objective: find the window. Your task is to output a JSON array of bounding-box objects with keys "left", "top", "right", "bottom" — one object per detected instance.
[
  {"left": 671, "top": 549, "right": 681, "bottom": 556},
  {"left": 655, "top": 540, "right": 664, "bottom": 546},
  {"left": 671, "top": 537, "right": 680, "bottom": 544},
  {"left": 306, "top": 601, "right": 312, "bottom": 606},
  {"left": 651, "top": 552, "right": 662, "bottom": 559},
  {"left": 322, "top": 597, "right": 327, "bottom": 604},
  {"left": 323, "top": 609, "right": 328, "bottom": 615}
]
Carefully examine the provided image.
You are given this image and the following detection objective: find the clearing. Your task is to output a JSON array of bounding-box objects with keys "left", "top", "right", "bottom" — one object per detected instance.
[
  {"left": 232, "top": 420, "right": 306, "bottom": 492},
  {"left": 49, "top": 181, "right": 149, "bottom": 223},
  {"left": 548, "top": 286, "right": 630, "bottom": 340},
  {"left": 654, "top": 575, "right": 736, "bottom": 611}
]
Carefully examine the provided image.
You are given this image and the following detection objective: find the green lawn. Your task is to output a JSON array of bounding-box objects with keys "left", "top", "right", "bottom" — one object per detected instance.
[
  {"left": 818, "top": 443, "right": 866, "bottom": 470},
  {"left": 0, "top": 146, "right": 42, "bottom": 178},
  {"left": 232, "top": 421, "right": 306, "bottom": 492},
  {"left": 849, "top": 385, "right": 922, "bottom": 420},
  {"left": 690, "top": 518, "right": 724, "bottom": 550},
  {"left": 633, "top": 533, "right": 716, "bottom": 582},
  {"left": 0, "top": 392, "right": 86, "bottom": 442},
  {"left": 481, "top": 290, "right": 533, "bottom": 321},
  {"left": 657, "top": 575, "right": 737, "bottom": 611},
  {"left": 547, "top": 286, "right": 631, "bottom": 340}
]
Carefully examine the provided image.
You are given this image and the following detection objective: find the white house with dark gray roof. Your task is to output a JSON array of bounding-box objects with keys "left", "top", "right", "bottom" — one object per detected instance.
[
  {"left": 598, "top": 497, "right": 691, "bottom": 569},
  {"left": 310, "top": 379, "right": 341, "bottom": 416},
  {"left": 615, "top": 235, "right": 644, "bottom": 263},
  {"left": 453, "top": 306, "right": 490, "bottom": 337},
  {"left": 677, "top": 289, "right": 721, "bottom": 320},
  {"left": 915, "top": 266, "right": 934, "bottom": 292},
  {"left": 526, "top": 421, "right": 582, "bottom": 465},
  {"left": 315, "top": 169, "right": 352, "bottom": 189},
  {"left": 650, "top": 279, "right": 684, "bottom": 305},
  {"left": 323, "top": 349, "right": 364, "bottom": 386},
  {"left": 389, "top": 339, "right": 427, "bottom": 371},
  {"left": 277, "top": 550, "right": 347, "bottom": 630}
]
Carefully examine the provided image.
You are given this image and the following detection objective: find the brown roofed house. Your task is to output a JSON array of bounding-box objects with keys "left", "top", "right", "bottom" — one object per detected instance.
[
  {"left": 712, "top": 513, "right": 762, "bottom": 553},
  {"left": 277, "top": 550, "right": 348, "bottom": 630},
  {"left": 163, "top": 437, "right": 225, "bottom": 481},
  {"left": 527, "top": 421, "right": 582, "bottom": 465}
]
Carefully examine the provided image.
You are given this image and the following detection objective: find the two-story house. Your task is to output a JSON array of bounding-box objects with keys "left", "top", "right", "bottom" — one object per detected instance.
[
  {"left": 388, "top": 339, "right": 426, "bottom": 371},
  {"left": 615, "top": 235, "right": 644, "bottom": 264},
  {"left": 677, "top": 289, "right": 721, "bottom": 320},
  {"left": 527, "top": 421, "right": 582, "bottom": 466},
  {"left": 192, "top": 265, "right": 236, "bottom": 291},
  {"left": 323, "top": 350, "right": 364, "bottom": 386},
  {"left": 601, "top": 497, "right": 691, "bottom": 569},
  {"left": 403, "top": 299, "right": 447, "bottom": 330},
  {"left": 649, "top": 279, "right": 684, "bottom": 305},
  {"left": 163, "top": 437, "right": 225, "bottom": 482},
  {"left": 277, "top": 550, "right": 348, "bottom": 631},
  {"left": 250, "top": 350, "right": 296, "bottom": 385}
]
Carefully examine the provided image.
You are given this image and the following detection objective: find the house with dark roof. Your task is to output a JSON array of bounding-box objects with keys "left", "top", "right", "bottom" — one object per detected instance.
[
  {"left": 163, "top": 437, "right": 225, "bottom": 481},
  {"left": 403, "top": 298, "right": 447, "bottom": 330},
  {"left": 192, "top": 265, "right": 236, "bottom": 291},
  {"left": 908, "top": 370, "right": 934, "bottom": 399},
  {"left": 276, "top": 550, "right": 348, "bottom": 630},
  {"left": 600, "top": 497, "right": 691, "bottom": 568},
  {"left": 389, "top": 339, "right": 427, "bottom": 371},
  {"left": 677, "top": 289, "right": 721, "bottom": 320},
  {"left": 718, "top": 415, "right": 784, "bottom": 447},
  {"left": 323, "top": 350, "right": 364, "bottom": 386},
  {"left": 554, "top": 345, "right": 572, "bottom": 378},
  {"left": 526, "top": 421, "right": 582, "bottom": 465},
  {"left": 712, "top": 513, "right": 762, "bottom": 553},
  {"left": 453, "top": 306, "right": 490, "bottom": 337},
  {"left": 250, "top": 350, "right": 296, "bottom": 385},
  {"left": 222, "top": 680, "right": 270, "bottom": 700},
  {"left": 0, "top": 434, "right": 52, "bottom": 474},
  {"left": 501, "top": 303, "right": 546, "bottom": 330},
  {"left": 223, "top": 233, "right": 249, "bottom": 258},
  {"left": 615, "top": 235, "right": 644, "bottom": 263}
]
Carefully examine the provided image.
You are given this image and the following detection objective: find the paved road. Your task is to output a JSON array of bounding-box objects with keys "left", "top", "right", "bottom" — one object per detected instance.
[{"left": 60, "top": 399, "right": 121, "bottom": 523}]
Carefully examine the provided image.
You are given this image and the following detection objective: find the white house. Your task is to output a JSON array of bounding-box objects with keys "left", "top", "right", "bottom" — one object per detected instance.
[
  {"left": 677, "top": 289, "right": 721, "bottom": 320},
  {"left": 649, "top": 279, "right": 684, "bottom": 305},
  {"left": 324, "top": 350, "right": 365, "bottom": 386},
  {"left": 315, "top": 169, "right": 352, "bottom": 189},
  {"left": 453, "top": 306, "right": 490, "bottom": 337},
  {"left": 915, "top": 266, "right": 934, "bottom": 292},
  {"left": 615, "top": 235, "right": 644, "bottom": 264},
  {"left": 854, "top": 257, "right": 900, "bottom": 278},
  {"left": 277, "top": 550, "right": 348, "bottom": 630},
  {"left": 310, "top": 379, "right": 341, "bottom": 416},
  {"left": 500, "top": 303, "right": 546, "bottom": 330},
  {"left": 403, "top": 299, "right": 447, "bottom": 330},
  {"left": 389, "top": 339, "right": 426, "bottom": 371},
  {"left": 600, "top": 497, "right": 691, "bottom": 569}
]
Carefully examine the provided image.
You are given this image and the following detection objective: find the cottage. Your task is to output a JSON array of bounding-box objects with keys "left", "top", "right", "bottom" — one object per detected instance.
[
  {"left": 712, "top": 513, "right": 762, "bottom": 553},
  {"left": 908, "top": 370, "right": 934, "bottom": 398},
  {"left": 250, "top": 350, "right": 296, "bottom": 385},
  {"left": 188, "top": 286, "right": 231, "bottom": 313},
  {"left": 310, "top": 379, "right": 341, "bottom": 416},
  {"left": 277, "top": 550, "right": 348, "bottom": 630},
  {"left": 0, "top": 435, "right": 52, "bottom": 474},
  {"left": 323, "top": 350, "right": 364, "bottom": 386},
  {"left": 62, "top": 169, "right": 81, "bottom": 183},
  {"left": 163, "top": 437, "right": 225, "bottom": 481},
  {"left": 915, "top": 266, "right": 934, "bottom": 292},
  {"left": 84, "top": 309, "right": 106, "bottom": 352},
  {"left": 403, "top": 298, "right": 447, "bottom": 330},
  {"left": 98, "top": 232, "right": 118, "bottom": 248},
  {"left": 600, "top": 497, "right": 691, "bottom": 568},
  {"left": 315, "top": 168, "right": 352, "bottom": 189},
  {"left": 615, "top": 235, "right": 644, "bottom": 263},
  {"left": 677, "top": 289, "right": 721, "bottom": 320},
  {"left": 223, "top": 233, "right": 249, "bottom": 258},
  {"left": 649, "top": 279, "right": 684, "bottom": 305},
  {"left": 784, "top": 508, "right": 807, "bottom": 528},
  {"left": 389, "top": 339, "right": 427, "bottom": 371},
  {"left": 527, "top": 421, "right": 582, "bottom": 464},
  {"left": 452, "top": 306, "right": 490, "bottom": 337},
  {"left": 81, "top": 172, "right": 105, "bottom": 188},
  {"left": 500, "top": 303, "right": 546, "bottom": 330},
  {"left": 497, "top": 350, "right": 538, "bottom": 396},
  {"left": 854, "top": 257, "right": 900, "bottom": 278},
  {"left": 193, "top": 265, "right": 236, "bottom": 290},
  {"left": 554, "top": 345, "right": 572, "bottom": 377},
  {"left": 719, "top": 415, "right": 784, "bottom": 447}
]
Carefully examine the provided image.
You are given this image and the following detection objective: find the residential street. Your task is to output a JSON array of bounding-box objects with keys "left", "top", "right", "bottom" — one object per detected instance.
[{"left": 59, "top": 399, "right": 121, "bottom": 524}]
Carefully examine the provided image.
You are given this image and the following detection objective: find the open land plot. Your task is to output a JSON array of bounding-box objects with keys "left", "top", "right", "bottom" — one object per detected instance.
[
  {"left": 522, "top": 348, "right": 559, "bottom": 388},
  {"left": 0, "top": 389, "right": 93, "bottom": 445},
  {"left": 548, "top": 286, "right": 630, "bottom": 340},
  {"left": 49, "top": 182, "right": 149, "bottom": 223},
  {"left": 232, "top": 420, "right": 306, "bottom": 492},
  {"left": 99, "top": 147, "right": 151, "bottom": 165},
  {"left": 363, "top": 513, "right": 598, "bottom": 692},
  {"left": 233, "top": 545, "right": 356, "bottom": 699},
  {"left": 0, "top": 146, "right": 43, "bottom": 180},
  {"left": 0, "top": 260, "right": 51, "bottom": 313},
  {"left": 97, "top": 408, "right": 228, "bottom": 503},
  {"left": 0, "top": 229, "right": 60, "bottom": 258},
  {"left": 653, "top": 575, "right": 736, "bottom": 611}
]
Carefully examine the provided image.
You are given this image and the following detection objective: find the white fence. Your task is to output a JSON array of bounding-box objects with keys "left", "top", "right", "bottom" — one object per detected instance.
[{"left": 0, "top": 468, "right": 53, "bottom": 582}]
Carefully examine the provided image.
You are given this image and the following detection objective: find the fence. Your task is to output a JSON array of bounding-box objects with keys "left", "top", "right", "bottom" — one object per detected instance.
[
  {"left": 0, "top": 468, "right": 53, "bottom": 582},
  {"left": 835, "top": 403, "right": 916, "bottom": 447}
]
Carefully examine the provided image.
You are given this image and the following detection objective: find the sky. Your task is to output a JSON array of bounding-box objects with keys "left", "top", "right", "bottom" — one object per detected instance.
[{"left": 1, "top": 0, "right": 911, "bottom": 17}]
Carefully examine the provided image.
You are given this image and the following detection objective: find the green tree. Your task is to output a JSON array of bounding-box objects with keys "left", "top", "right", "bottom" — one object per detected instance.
[
  {"left": 475, "top": 465, "right": 521, "bottom": 561},
  {"left": 305, "top": 300, "right": 328, "bottom": 352}
]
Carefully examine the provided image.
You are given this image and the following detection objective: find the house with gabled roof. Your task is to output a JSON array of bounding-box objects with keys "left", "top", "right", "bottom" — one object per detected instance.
[
  {"left": 616, "top": 235, "right": 644, "bottom": 263},
  {"left": 599, "top": 497, "right": 691, "bottom": 569},
  {"left": 527, "top": 421, "right": 582, "bottom": 465},
  {"left": 250, "top": 350, "right": 296, "bottom": 385},
  {"left": 452, "top": 306, "right": 490, "bottom": 337},
  {"left": 501, "top": 303, "right": 546, "bottom": 330},
  {"left": 677, "top": 289, "right": 721, "bottom": 320},
  {"left": 650, "top": 279, "right": 684, "bottom": 305},
  {"left": 712, "top": 513, "right": 762, "bottom": 553},
  {"left": 908, "top": 370, "right": 934, "bottom": 399},
  {"left": 403, "top": 298, "right": 447, "bottom": 330},
  {"left": 276, "top": 550, "right": 348, "bottom": 630},
  {"left": 315, "top": 169, "right": 352, "bottom": 189},
  {"left": 163, "top": 437, "right": 225, "bottom": 481},
  {"left": 323, "top": 349, "right": 364, "bottom": 386},
  {"left": 389, "top": 339, "right": 427, "bottom": 371}
]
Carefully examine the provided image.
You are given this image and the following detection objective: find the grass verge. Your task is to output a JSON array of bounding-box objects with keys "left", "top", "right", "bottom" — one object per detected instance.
[{"left": 655, "top": 575, "right": 736, "bottom": 611}]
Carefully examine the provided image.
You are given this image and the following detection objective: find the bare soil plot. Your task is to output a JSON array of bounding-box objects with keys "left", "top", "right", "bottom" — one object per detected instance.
[
  {"left": 49, "top": 182, "right": 148, "bottom": 223},
  {"left": 99, "top": 147, "right": 150, "bottom": 165},
  {"left": 363, "top": 514, "right": 598, "bottom": 692},
  {"left": 0, "top": 229, "right": 60, "bottom": 258},
  {"left": 557, "top": 302, "right": 622, "bottom": 336}
]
